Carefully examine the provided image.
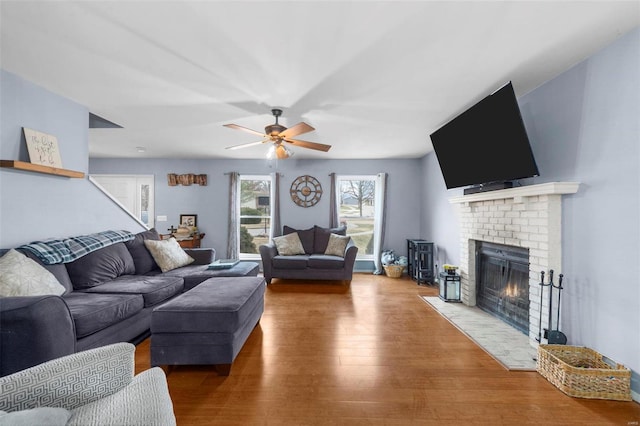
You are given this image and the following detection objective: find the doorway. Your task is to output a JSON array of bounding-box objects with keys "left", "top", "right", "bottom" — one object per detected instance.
[{"left": 90, "top": 175, "right": 155, "bottom": 228}]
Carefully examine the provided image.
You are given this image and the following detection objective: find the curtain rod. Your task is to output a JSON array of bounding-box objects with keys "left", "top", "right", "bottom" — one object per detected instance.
[{"left": 224, "top": 172, "right": 284, "bottom": 176}]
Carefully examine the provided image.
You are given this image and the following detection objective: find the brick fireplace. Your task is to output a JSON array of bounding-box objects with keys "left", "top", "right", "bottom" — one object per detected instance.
[{"left": 449, "top": 182, "right": 579, "bottom": 345}]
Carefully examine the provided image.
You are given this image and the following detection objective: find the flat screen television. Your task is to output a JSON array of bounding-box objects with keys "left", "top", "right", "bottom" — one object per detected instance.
[{"left": 429, "top": 81, "right": 539, "bottom": 192}]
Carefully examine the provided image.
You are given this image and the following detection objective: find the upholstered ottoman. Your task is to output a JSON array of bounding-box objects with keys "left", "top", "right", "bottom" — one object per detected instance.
[{"left": 150, "top": 276, "right": 265, "bottom": 375}]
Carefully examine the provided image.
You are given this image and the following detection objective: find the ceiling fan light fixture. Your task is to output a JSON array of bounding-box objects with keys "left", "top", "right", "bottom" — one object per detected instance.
[
  {"left": 277, "top": 144, "right": 294, "bottom": 159},
  {"left": 267, "top": 143, "right": 293, "bottom": 159}
]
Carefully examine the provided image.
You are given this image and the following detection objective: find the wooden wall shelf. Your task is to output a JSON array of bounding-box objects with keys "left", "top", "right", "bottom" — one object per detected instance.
[{"left": 0, "top": 160, "right": 85, "bottom": 178}]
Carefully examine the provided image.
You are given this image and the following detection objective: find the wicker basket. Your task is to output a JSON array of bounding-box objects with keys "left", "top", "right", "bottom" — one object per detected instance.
[
  {"left": 383, "top": 264, "right": 405, "bottom": 278},
  {"left": 537, "top": 344, "right": 631, "bottom": 401}
]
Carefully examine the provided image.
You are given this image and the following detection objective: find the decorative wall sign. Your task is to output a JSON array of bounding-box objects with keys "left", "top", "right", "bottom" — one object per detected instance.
[
  {"left": 290, "top": 175, "right": 322, "bottom": 208},
  {"left": 23, "top": 128, "right": 63, "bottom": 168},
  {"left": 167, "top": 173, "right": 207, "bottom": 186}
]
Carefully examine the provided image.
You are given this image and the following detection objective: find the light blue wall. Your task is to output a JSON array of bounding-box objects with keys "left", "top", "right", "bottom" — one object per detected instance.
[
  {"left": 422, "top": 28, "right": 640, "bottom": 392},
  {"left": 419, "top": 153, "right": 460, "bottom": 269},
  {"left": 89, "top": 158, "right": 424, "bottom": 261},
  {"left": 0, "top": 70, "right": 146, "bottom": 247}
]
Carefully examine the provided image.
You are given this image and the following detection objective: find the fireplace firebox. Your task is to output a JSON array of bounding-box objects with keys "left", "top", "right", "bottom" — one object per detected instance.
[{"left": 476, "top": 242, "right": 530, "bottom": 335}]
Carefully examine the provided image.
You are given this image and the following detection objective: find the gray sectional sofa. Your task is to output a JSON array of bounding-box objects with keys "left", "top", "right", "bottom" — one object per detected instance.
[
  {"left": 259, "top": 225, "right": 358, "bottom": 284},
  {"left": 0, "top": 228, "right": 259, "bottom": 377}
]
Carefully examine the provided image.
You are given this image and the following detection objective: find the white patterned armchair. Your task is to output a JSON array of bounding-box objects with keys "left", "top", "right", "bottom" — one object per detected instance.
[{"left": 0, "top": 343, "right": 176, "bottom": 426}]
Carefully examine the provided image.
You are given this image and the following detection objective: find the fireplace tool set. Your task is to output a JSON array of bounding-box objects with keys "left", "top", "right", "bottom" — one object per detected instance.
[{"left": 536, "top": 269, "right": 567, "bottom": 345}]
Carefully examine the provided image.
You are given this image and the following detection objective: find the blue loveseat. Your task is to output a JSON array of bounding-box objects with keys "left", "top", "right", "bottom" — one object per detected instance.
[{"left": 259, "top": 225, "right": 358, "bottom": 284}]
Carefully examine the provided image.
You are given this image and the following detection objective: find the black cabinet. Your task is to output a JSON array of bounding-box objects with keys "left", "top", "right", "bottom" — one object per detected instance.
[{"left": 407, "top": 239, "right": 434, "bottom": 285}]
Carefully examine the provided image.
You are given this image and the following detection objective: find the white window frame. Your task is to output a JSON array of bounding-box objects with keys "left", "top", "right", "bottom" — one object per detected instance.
[
  {"left": 238, "top": 174, "right": 274, "bottom": 259},
  {"left": 336, "top": 174, "right": 377, "bottom": 260}
]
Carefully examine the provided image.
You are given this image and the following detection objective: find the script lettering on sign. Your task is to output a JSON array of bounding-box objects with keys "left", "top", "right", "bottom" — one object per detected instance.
[{"left": 23, "top": 127, "right": 63, "bottom": 168}]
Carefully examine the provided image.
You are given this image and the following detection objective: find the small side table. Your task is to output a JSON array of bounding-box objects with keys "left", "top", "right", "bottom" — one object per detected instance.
[
  {"left": 438, "top": 272, "right": 461, "bottom": 302},
  {"left": 160, "top": 233, "right": 205, "bottom": 248}
]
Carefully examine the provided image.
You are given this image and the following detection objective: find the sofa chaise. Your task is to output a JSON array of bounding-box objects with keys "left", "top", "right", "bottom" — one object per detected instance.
[
  {"left": 0, "top": 228, "right": 260, "bottom": 377},
  {"left": 259, "top": 225, "right": 358, "bottom": 284}
]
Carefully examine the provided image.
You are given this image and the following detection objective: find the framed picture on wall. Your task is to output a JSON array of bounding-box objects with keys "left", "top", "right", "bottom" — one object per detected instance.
[{"left": 180, "top": 214, "right": 197, "bottom": 227}]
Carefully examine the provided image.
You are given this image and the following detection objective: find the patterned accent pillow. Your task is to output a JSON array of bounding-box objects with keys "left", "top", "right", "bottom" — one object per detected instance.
[
  {"left": 273, "top": 233, "right": 305, "bottom": 256},
  {"left": 0, "top": 249, "right": 65, "bottom": 297},
  {"left": 324, "top": 233, "right": 350, "bottom": 257},
  {"left": 144, "top": 238, "right": 195, "bottom": 273}
]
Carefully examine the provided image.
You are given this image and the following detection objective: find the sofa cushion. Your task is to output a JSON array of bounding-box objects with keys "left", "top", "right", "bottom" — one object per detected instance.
[
  {"left": 144, "top": 239, "right": 194, "bottom": 273},
  {"left": 283, "top": 226, "right": 315, "bottom": 254},
  {"left": 66, "top": 243, "right": 136, "bottom": 290},
  {"left": 62, "top": 292, "right": 144, "bottom": 338},
  {"left": 308, "top": 254, "right": 346, "bottom": 269},
  {"left": 0, "top": 249, "right": 65, "bottom": 297},
  {"left": 272, "top": 255, "right": 309, "bottom": 270},
  {"left": 273, "top": 233, "right": 305, "bottom": 256},
  {"left": 68, "top": 367, "right": 176, "bottom": 426},
  {"left": 80, "top": 275, "right": 183, "bottom": 308},
  {"left": 125, "top": 228, "right": 160, "bottom": 274},
  {"left": 324, "top": 234, "right": 350, "bottom": 257},
  {"left": 0, "top": 407, "right": 71, "bottom": 426},
  {"left": 313, "top": 225, "right": 347, "bottom": 254}
]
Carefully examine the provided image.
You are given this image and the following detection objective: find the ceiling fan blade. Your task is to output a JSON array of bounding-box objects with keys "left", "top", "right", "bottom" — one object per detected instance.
[
  {"left": 225, "top": 139, "right": 269, "bottom": 150},
  {"left": 284, "top": 138, "right": 332, "bottom": 152},
  {"left": 279, "top": 122, "right": 315, "bottom": 139},
  {"left": 223, "top": 123, "right": 266, "bottom": 138}
]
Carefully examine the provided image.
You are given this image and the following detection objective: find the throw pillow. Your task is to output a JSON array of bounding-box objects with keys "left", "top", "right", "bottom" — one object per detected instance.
[
  {"left": 144, "top": 238, "right": 195, "bottom": 273},
  {"left": 66, "top": 243, "right": 136, "bottom": 290},
  {"left": 313, "top": 225, "right": 347, "bottom": 253},
  {"left": 273, "top": 233, "right": 305, "bottom": 256},
  {"left": 0, "top": 249, "right": 65, "bottom": 297},
  {"left": 324, "top": 233, "right": 350, "bottom": 257},
  {"left": 125, "top": 228, "right": 161, "bottom": 274},
  {"left": 0, "top": 407, "right": 71, "bottom": 426},
  {"left": 283, "top": 225, "right": 314, "bottom": 254}
]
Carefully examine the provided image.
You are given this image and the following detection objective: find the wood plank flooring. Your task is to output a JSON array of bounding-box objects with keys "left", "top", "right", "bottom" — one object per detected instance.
[{"left": 134, "top": 273, "right": 640, "bottom": 425}]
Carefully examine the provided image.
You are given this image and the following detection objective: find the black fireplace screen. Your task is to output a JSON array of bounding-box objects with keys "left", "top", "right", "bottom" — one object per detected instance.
[{"left": 476, "top": 242, "right": 530, "bottom": 335}]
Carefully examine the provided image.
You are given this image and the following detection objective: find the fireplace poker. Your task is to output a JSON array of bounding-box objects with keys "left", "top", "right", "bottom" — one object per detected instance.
[
  {"left": 536, "top": 270, "right": 546, "bottom": 343},
  {"left": 546, "top": 269, "right": 554, "bottom": 342},
  {"left": 548, "top": 274, "right": 567, "bottom": 345}
]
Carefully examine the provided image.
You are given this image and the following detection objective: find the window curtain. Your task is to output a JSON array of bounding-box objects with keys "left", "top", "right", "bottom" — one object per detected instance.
[
  {"left": 329, "top": 172, "right": 339, "bottom": 228},
  {"left": 270, "top": 172, "right": 282, "bottom": 238},
  {"left": 226, "top": 172, "right": 239, "bottom": 259},
  {"left": 372, "top": 172, "right": 388, "bottom": 275}
]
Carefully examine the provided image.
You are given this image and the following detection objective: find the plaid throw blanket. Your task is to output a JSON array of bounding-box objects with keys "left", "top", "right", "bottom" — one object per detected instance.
[{"left": 19, "top": 230, "right": 135, "bottom": 265}]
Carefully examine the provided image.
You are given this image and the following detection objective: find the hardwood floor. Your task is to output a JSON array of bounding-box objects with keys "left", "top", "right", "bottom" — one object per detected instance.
[{"left": 134, "top": 274, "right": 640, "bottom": 425}]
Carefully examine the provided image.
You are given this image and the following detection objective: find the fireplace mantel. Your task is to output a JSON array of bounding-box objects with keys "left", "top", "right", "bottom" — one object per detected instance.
[{"left": 448, "top": 182, "right": 580, "bottom": 204}]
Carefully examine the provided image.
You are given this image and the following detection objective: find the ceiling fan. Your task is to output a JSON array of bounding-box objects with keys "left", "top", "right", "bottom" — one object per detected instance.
[{"left": 224, "top": 109, "right": 331, "bottom": 159}]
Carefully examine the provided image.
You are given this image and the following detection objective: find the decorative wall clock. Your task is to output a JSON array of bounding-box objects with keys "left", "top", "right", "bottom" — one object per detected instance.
[{"left": 290, "top": 175, "right": 323, "bottom": 208}]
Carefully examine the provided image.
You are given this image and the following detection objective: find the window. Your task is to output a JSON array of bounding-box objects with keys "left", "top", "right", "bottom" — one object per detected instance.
[
  {"left": 239, "top": 175, "right": 273, "bottom": 257},
  {"left": 337, "top": 175, "right": 376, "bottom": 258}
]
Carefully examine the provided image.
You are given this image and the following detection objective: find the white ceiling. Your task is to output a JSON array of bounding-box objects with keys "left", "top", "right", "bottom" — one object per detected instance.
[{"left": 1, "top": 1, "right": 638, "bottom": 160}]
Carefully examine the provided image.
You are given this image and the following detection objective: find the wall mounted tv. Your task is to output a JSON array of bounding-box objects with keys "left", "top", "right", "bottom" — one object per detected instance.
[{"left": 429, "top": 81, "right": 539, "bottom": 194}]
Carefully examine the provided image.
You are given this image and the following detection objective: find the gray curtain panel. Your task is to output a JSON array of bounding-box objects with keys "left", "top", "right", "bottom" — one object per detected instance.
[
  {"left": 226, "top": 172, "right": 239, "bottom": 259},
  {"left": 373, "top": 172, "right": 388, "bottom": 275},
  {"left": 329, "top": 172, "right": 339, "bottom": 228},
  {"left": 270, "top": 172, "right": 282, "bottom": 238}
]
